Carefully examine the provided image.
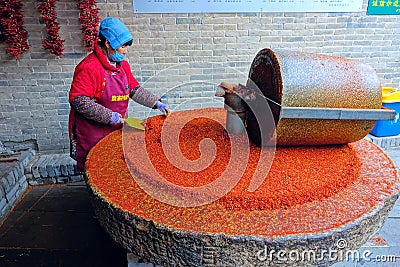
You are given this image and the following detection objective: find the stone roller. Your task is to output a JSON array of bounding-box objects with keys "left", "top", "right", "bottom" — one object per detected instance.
[{"left": 218, "top": 48, "right": 395, "bottom": 146}]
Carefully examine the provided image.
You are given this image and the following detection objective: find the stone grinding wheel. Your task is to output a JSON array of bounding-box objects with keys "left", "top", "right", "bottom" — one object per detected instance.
[{"left": 246, "top": 48, "right": 382, "bottom": 146}]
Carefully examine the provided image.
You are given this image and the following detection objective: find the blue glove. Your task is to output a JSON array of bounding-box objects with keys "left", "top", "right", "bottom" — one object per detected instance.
[
  {"left": 109, "top": 112, "right": 122, "bottom": 125},
  {"left": 155, "top": 101, "right": 171, "bottom": 115}
]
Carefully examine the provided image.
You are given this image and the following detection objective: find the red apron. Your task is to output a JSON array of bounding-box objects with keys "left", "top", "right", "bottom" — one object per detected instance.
[{"left": 74, "top": 68, "right": 129, "bottom": 171}]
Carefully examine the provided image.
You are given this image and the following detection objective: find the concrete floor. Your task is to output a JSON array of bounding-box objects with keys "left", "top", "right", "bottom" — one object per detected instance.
[{"left": 0, "top": 182, "right": 127, "bottom": 267}]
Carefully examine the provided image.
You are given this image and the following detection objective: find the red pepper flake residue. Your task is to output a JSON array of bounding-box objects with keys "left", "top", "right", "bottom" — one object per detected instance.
[{"left": 368, "top": 235, "right": 388, "bottom": 246}]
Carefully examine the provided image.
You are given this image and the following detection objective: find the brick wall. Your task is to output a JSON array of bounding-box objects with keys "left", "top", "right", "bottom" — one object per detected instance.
[{"left": 0, "top": 0, "right": 399, "bottom": 154}]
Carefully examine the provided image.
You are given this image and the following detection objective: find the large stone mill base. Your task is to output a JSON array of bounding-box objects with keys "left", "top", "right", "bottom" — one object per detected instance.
[
  {"left": 85, "top": 108, "right": 399, "bottom": 267},
  {"left": 89, "top": 189, "right": 397, "bottom": 267}
]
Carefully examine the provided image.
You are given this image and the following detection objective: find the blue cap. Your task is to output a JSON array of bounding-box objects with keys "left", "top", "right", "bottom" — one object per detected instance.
[{"left": 98, "top": 17, "right": 133, "bottom": 50}]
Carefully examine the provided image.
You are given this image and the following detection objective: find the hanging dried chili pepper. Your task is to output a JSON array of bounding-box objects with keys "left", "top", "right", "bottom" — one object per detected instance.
[
  {"left": 0, "top": 0, "right": 29, "bottom": 59},
  {"left": 37, "top": 0, "right": 64, "bottom": 56},
  {"left": 77, "top": 0, "right": 100, "bottom": 51}
]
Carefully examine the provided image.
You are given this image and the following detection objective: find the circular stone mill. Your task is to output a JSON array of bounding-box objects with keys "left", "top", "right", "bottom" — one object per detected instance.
[{"left": 85, "top": 48, "right": 399, "bottom": 266}]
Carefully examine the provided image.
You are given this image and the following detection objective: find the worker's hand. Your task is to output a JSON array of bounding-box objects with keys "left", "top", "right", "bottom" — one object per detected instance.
[
  {"left": 109, "top": 112, "right": 123, "bottom": 125},
  {"left": 155, "top": 101, "right": 171, "bottom": 116}
]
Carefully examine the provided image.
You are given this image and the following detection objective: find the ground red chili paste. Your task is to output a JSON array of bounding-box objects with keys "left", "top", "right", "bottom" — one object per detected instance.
[
  {"left": 140, "top": 108, "right": 361, "bottom": 211},
  {"left": 86, "top": 108, "right": 399, "bottom": 236}
]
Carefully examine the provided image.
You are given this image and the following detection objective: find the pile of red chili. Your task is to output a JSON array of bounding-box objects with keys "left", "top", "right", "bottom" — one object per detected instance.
[
  {"left": 138, "top": 108, "right": 361, "bottom": 210},
  {"left": 86, "top": 108, "right": 399, "bottom": 236}
]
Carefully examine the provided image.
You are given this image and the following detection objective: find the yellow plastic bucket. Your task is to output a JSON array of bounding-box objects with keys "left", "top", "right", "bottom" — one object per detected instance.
[
  {"left": 382, "top": 88, "right": 400, "bottom": 103},
  {"left": 370, "top": 87, "right": 400, "bottom": 137},
  {"left": 382, "top": 87, "right": 397, "bottom": 95}
]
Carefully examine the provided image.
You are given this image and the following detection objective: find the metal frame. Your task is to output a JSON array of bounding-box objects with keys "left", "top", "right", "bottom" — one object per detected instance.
[{"left": 280, "top": 107, "right": 396, "bottom": 121}]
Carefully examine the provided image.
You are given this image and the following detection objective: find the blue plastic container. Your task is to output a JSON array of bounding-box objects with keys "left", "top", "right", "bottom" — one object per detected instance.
[{"left": 370, "top": 101, "right": 400, "bottom": 137}]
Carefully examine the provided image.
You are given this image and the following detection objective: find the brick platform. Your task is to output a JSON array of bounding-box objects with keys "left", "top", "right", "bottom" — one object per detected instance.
[
  {"left": 366, "top": 134, "right": 400, "bottom": 150},
  {"left": 24, "top": 154, "right": 83, "bottom": 185},
  {"left": 0, "top": 149, "right": 34, "bottom": 222}
]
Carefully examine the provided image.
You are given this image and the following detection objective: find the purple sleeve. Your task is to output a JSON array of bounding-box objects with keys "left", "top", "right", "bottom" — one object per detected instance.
[
  {"left": 130, "top": 85, "right": 160, "bottom": 108},
  {"left": 70, "top": 95, "right": 113, "bottom": 124}
]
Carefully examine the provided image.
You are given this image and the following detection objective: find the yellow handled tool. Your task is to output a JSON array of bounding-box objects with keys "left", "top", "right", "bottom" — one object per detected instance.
[
  {"left": 122, "top": 110, "right": 171, "bottom": 131},
  {"left": 122, "top": 117, "right": 145, "bottom": 131}
]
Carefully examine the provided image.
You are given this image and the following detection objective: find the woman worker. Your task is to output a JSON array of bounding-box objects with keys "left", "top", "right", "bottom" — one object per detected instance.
[{"left": 69, "top": 17, "right": 170, "bottom": 172}]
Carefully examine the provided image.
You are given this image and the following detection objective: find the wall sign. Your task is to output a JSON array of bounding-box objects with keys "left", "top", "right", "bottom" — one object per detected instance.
[
  {"left": 133, "top": 0, "right": 363, "bottom": 13},
  {"left": 367, "top": 0, "right": 400, "bottom": 14}
]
